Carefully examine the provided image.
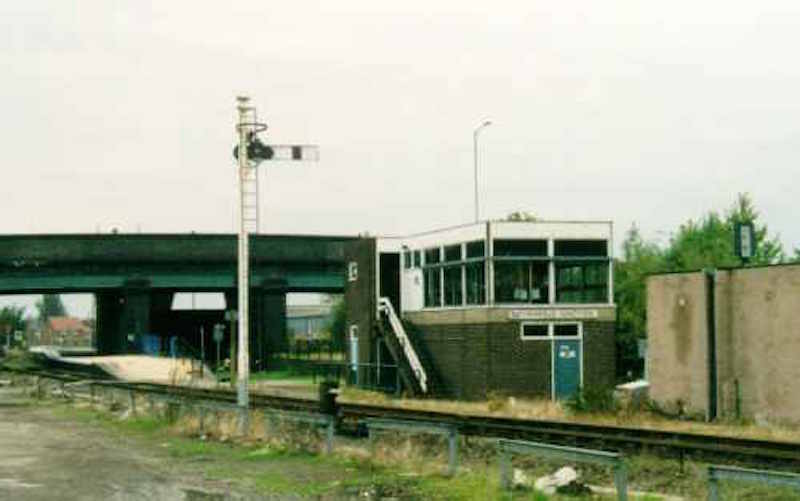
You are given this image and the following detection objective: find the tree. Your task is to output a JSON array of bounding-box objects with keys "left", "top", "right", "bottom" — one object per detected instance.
[
  {"left": 327, "top": 298, "right": 347, "bottom": 352},
  {"left": 504, "top": 211, "right": 538, "bottom": 222},
  {"left": 663, "top": 193, "right": 783, "bottom": 270},
  {"left": 613, "top": 193, "right": 784, "bottom": 380},
  {"left": 35, "top": 294, "right": 66, "bottom": 324},
  {"left": 614, "top": 224, "right": 664, "bottom": 378},
  {"left": 0, "top": 306, "right": 27, "bottom": 337}
]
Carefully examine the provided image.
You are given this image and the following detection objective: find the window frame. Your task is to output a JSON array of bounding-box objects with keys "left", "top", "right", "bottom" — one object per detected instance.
[
  {"left": 520, "top": 323, "right": 550, "bottom": 340},
  {"left": 420, "top": 241, "right": 488, "bottom": 309},
  {"left": 492, "top": 259, "right": 550, "bottom": 304},
  {"left": 554, "top": 259, "right": 610, "bottom": 304},
  {"left": 519, "top": 321, "right": 583, "bottom": 340}
]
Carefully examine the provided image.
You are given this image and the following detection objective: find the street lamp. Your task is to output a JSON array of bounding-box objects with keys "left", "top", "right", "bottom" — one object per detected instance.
[{"left": 473, "top": 119, "right": 492, "bottom": 223}]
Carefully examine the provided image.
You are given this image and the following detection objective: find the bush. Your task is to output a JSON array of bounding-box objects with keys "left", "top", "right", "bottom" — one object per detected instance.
[
  {"left": 564, "top": 385, "right": 617, "bottom": 414},
  {"left": 486, "top": 391, "right": 510, "bottom": 413}
]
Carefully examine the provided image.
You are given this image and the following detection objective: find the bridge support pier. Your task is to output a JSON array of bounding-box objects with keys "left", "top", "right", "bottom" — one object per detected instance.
[
  {"left": 95, "top": 280, "right": 152, "bottom": 355},
  {"left": 95, "top": 291, "right": 121, "bottom": 354},
  {"left": 226, "top": 282, "right": 287, "bottom": 371},
  {"left": 260, "top": 279, "right": 288, "bottom": 363},
  {"left": 120, "top": 280, "right": 151, "bottom": 353}
]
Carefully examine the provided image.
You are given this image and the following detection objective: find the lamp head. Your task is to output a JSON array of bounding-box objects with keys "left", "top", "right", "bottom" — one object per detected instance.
[{"left": 475, "top": 119, "right": 493, "bottom": 133}]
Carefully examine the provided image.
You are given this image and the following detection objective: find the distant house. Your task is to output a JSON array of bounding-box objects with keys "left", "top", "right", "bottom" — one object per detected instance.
[
  {"left": 286, "top": 305, "right": 333, "bottom": 340},
  {"left": 44, "top": 316, "right": 92, "bottom": 346}
]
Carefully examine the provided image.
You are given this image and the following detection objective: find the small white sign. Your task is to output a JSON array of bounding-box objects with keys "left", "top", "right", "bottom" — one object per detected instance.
[
  {"left": 213, "top": 324, "right": 224, "bottom": 343},
  {"left": 348, "top": 262, "right": 358, "bottom": 282},
  {"left": 510, "top": 309, "right": 600, "bottom": 321},
  {"left": 559, "top": 346, "right": 577, "bottom": 359}
]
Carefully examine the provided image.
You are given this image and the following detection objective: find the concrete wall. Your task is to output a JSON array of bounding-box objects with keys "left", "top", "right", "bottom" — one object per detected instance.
[
  {"left": 717, "top": 266, "right": 800, "bottom": 422},
  {"left": 647, "top": 272, "right": 710, "bottom": 416},
  {"left": 648, "top": 264, "right": 800, "bottom": 423}
]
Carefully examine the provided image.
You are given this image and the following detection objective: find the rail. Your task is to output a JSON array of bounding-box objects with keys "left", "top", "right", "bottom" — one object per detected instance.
[
  {"left": 9, "top": 368, "right": 800, "bottom": 471},
  {"left": 377, "top": 297, "right": 428, "bottom": 393},
  {"left": 708, "top": 465, "right": 800, "bottom": 500},
  {"left": 86, "top": 380, "right": 336, "bottom": 453},
  {"left": 497, "top": 439, "right": 627, "bottom": 500}
]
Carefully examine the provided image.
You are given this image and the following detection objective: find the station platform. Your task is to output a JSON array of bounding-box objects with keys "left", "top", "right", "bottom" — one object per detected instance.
[{"left": 30, "top": 347, "right": 216, "bottom": 385}]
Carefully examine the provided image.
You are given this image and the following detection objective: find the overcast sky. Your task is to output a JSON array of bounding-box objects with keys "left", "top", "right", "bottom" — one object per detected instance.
[{"left": 2, "top": 2, "right": 799, "bottom": 315}]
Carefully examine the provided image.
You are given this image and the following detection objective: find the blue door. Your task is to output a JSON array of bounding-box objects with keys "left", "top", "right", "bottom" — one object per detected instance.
[{"left": 554, "top": 340, "right": 581, "bottom": 400}]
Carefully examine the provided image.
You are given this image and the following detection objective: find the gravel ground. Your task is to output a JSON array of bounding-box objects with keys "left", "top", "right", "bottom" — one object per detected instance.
[{"left": 0, "top": 387, "right": 249, "bottom": 500}]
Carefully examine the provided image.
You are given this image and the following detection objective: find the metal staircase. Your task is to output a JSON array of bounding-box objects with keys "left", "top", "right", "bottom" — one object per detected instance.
[{"left": 378, "top": 297, "right": 428, "bottom": 394}]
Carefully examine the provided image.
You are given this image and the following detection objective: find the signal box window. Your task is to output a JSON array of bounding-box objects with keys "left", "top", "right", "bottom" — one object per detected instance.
[{"left": 522, "top": 324, "right": 549, "bottom": 339}]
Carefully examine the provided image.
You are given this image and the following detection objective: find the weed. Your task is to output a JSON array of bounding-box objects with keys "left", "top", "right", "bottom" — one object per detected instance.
[{"left": 564, "top": 384, "right": 617, "bottom": 414}]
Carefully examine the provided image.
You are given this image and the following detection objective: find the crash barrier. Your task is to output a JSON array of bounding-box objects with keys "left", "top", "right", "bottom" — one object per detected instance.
[
  {"left": 83, "top": 381, "right": 337, "bottom": 454},
  {"left": 364, "top": 418, "right": 458, "bottom": 475},
  {"left": 707, "top": 465, "right": 800, "bottom": 501},
  {"left": 262, "top": 409, "right": 335, "bottom": 454},
  {"left": 496, "top": 439, "right": 627, "bottom": 501}
]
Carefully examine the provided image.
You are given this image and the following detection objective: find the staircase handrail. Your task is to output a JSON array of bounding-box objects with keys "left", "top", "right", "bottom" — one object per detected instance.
[{"left": 378, "top": 297, "right": 428, "bottom": 393}]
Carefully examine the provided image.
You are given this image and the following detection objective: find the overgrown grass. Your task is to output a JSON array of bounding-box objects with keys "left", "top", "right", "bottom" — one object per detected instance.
[
  {"left": 45, "top": 398, "right": 624, "bottom": 499},
  {"left": 0, "top": 350, "right": 41, "bottom": 371},
  {"left": 37, "top": 392, "right": 800, "bottom": 500},
  {"left": 564, "top": 385, "right": 618, "bottom": 414},
  {"left": 339, "top": 386, "right": 800, "bottom": 445},
  {"left": 249, "top": 369, "right": 315, "bottom": 385}
]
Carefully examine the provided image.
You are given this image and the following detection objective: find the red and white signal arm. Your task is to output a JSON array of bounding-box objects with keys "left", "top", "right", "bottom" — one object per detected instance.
[{"left": 267, "top": 144, "right": 320, "bottom": 161}]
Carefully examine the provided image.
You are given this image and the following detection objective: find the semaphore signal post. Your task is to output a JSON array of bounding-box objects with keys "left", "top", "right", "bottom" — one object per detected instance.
[{"left": 234, "top": 96, "right": 319, "bottom": 421}]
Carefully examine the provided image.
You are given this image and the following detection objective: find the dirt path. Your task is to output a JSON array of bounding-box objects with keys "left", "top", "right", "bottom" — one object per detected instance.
[{"left": 0, "top": 388, "right": 250, "bottom": 500}]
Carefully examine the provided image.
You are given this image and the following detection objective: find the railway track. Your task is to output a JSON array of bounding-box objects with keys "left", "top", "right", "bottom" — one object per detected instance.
[
  {"left": 337, "top": 402, "right": 800, "bottom": 469},
  {"left": 5, "top": 366, "right": 800, "bottom": 470}
]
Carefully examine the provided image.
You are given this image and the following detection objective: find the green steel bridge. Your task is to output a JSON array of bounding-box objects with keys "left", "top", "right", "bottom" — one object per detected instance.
[{"left": 0, "top": 233, "right": 357, "bottom": 363}]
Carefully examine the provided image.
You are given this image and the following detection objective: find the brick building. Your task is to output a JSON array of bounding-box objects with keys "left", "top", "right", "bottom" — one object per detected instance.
[
  {"left": 42, "top": 316, "right": 93, "bottom": 347},
  {"left": 345, "top": 220, "right": 616, "bottom": 400}
]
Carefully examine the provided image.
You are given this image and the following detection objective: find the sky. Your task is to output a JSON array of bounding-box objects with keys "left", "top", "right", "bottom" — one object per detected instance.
[{"left": 2, "top": 1, "right": 799, "bottom": 315}]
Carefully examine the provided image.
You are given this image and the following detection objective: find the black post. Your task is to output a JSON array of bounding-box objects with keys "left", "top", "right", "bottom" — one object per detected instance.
[{"left": 705, "top": 268, "right": 717, "bottom": 421}]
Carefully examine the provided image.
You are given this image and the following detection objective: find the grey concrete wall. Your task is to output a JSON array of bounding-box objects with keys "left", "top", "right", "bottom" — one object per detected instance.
[
  {"left": 716, "top": 266, "right": 800, "bottom": 422},
  {"left": 647, "top": 272, "right": 709, "bottom": 417},
  {"left": 648, "top": 264, "right": 800, "bottom": 423}
]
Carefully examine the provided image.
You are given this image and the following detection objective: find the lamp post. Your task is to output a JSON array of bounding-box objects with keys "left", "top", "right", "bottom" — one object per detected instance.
[{"left": 473, "top": 120, "right": 492, "bottom": 223}]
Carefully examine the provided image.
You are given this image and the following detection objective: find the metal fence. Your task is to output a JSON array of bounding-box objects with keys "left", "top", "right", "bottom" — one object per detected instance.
[
  {"left": 365, "top": 418, "right": 459, "bottom": 475},
  {"left": 258, "top": 359, "right": 401, "bottom": 393},
  {"left": 345, "top": 362, "right": 400, "bottom": 393},
  {"left": 708, "top": 465, "right": 800, "bottom": 500},
  {"left": 273, "top": 339, "right": 344, "bottom": 361}
]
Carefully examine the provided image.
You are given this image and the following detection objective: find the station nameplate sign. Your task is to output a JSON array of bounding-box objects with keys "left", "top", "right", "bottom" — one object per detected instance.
[{"left": 509, "top": 309, "right": 600, "bottom": 321}]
